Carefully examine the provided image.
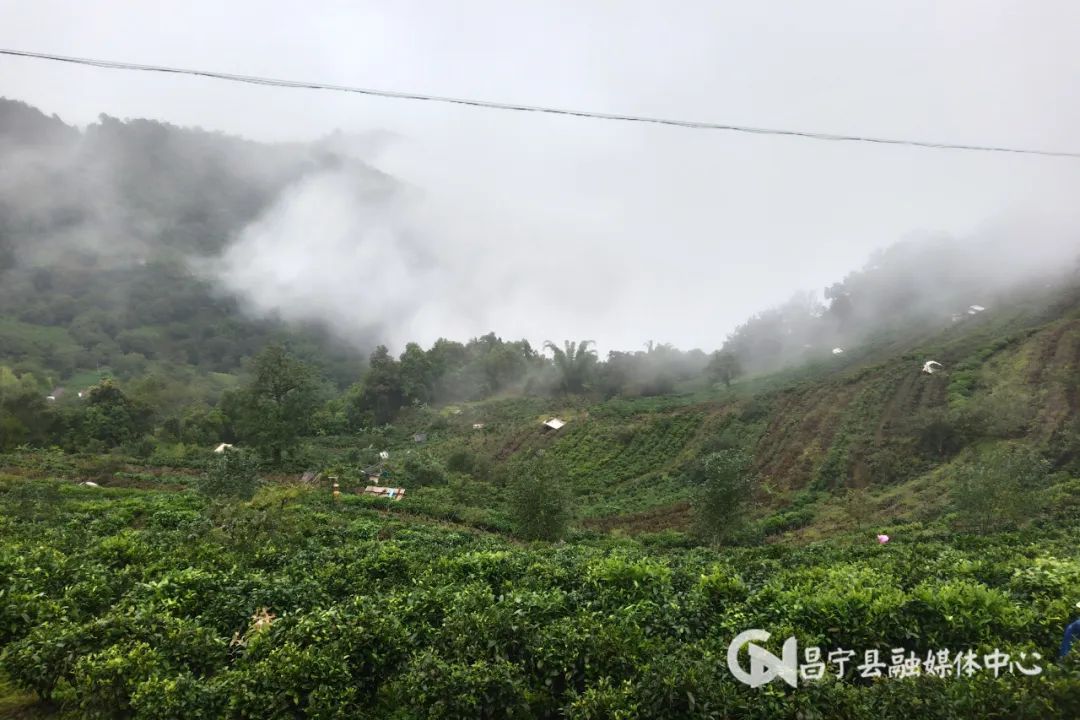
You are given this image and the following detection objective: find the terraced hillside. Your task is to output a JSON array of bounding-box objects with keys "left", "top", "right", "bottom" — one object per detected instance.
[{"left": 345, "top": 278, "right": 1080, "bottom": 541}]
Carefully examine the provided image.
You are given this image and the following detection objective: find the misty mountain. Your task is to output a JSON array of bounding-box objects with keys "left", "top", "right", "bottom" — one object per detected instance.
[
  {"left": 721, "top": 229, "right": 1080, "bottom": 376},
  {"left": 0, "top": 98, "right": 383, "bottom": 389},
  {"left": 2, "top": 96, "right": 1078, "bottom": 406}
]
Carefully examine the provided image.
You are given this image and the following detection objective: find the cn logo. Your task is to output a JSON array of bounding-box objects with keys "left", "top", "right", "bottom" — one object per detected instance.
[{"left": 727, "top": 629, "right": 798, "bottom": 688}]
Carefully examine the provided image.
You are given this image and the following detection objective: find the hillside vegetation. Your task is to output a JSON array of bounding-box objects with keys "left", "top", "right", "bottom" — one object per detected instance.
[{"left": 3, "top": 274, "right": 1079, "bottom": 717}]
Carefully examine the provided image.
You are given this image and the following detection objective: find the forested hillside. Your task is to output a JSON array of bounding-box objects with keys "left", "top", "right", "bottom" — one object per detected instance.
[{"left": 0, "top": 98, "right": 370, "bottom": 395}]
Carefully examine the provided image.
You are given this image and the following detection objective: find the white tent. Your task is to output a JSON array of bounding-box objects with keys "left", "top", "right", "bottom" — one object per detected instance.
[
  {"left": 213, "top": 443, "right": 234, "bottom": 453},
  {"left": 543, "top": 418, "right": 567, "bottom": 430}
]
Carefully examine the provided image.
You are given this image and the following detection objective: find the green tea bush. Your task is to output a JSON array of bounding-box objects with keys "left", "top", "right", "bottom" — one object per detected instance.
[
  {"left": 387, "top": 650, "right": 531, "bottom": 720},
  {"left": 2, "top": 477, "right": 1079, "bottom": 718}
]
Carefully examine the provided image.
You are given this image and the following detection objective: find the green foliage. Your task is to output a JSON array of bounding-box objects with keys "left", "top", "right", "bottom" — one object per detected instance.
[
  {"left": 507, "top": 453, "right": 572, "bottom": 541},
  {"left": 0, "top": 366, "right": 52, "bottom": 450},
  {"left": 403, "top": 453, "right": 448, "bottom": 487},
  {"left": 389, "top": 650, "right": 530, "bottom": 719},
  {"left": 597, "top": 344, "right": 708, "bottom": 399},
  {"left": 554, "top": 411, "right": 704, "bottom": 499},
  {"left": 564, "top": 677, "right": 638, "bottom": 719},
  {"left": 195, "top": 448, "right": 260, "bottom": 500},
  {"left": 350, "top": 345, "right": 405, "bottom": 427},
  {"left": 951, "top": 444, "right": 1050, "bottom": 533},
  {"left": 911, "top": 406, "right": 970, "bottom": 459},
  {"left": 2, "top": 479, "right": 62, "bottom": 522},
  {"left": 446, "top": 448, "right": 484, "bottom": 477},
  {"left": 544, "top": 340, "right": 597, "bottom": 394},
  {"left": 757, "top": 504, "right": 816, "bottom": 537},
  {"left": 691, "top": 449, "right": 754, "bottom": 544},
  {"left": 75, "top": 380, "right": 152, "bottom": 448},
  {"left": 1047, "top": 416, "right": 1080, "bottom": 474},
  {"left": 959, "top": 388, "right": 1037, "bottom": 440},
  {"left": 226, "top": 345, "right": 320, "bottom": 466},
  {"left": 706, "top": 350, "right": 742, "bottom": 388},
  {"left": 1, "top": 483, "right": 1079, "bottom": 717}
]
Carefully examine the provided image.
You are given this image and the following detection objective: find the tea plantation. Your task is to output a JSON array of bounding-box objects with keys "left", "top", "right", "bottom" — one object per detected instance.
[{"left": 1, "top": 476, "right": 1078, "bottom": 719}]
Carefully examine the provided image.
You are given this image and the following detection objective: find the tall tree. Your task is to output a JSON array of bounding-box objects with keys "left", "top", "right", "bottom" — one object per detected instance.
[
  {"left": 76, "top": 380, "right": 151, "bottom": 449},
  {"left": 229, "top": 345, "right": 320, "bottom": 465},
  {"left": 0, "top": 367, "right": 50, "bottom": 450},
  {"left": 707, "top": 351, "right": 742, "bottom": 388},
  {"left": 398, "top": 342, "right": 433, "bottom": 406},
  {"left": 352, "top": 345, "right": 404, "bottom": 426},
  {"left": 692, "top": 449, "right": 755, "bottom": 545},
  {"left": 543, "top": 339, "right": 597, "bottom": 394}
]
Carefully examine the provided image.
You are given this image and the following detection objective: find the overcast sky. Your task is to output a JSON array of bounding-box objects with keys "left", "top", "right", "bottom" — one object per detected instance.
[{"left": 2, "top": 1, "right": 1080, "bottom": 353}]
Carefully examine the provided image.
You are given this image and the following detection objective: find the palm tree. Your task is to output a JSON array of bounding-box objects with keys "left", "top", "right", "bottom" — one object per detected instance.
[{"left": 544, "top": 340, "right": 597, "bottom": 394}]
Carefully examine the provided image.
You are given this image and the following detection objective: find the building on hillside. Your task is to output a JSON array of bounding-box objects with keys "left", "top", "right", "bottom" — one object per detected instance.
[{"left": 543, "top": 418, "right": 566, "bottom": 431}]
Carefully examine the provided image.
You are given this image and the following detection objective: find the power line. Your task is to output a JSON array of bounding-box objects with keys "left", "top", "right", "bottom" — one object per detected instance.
[{"left": 3, "top": 47, "right": 1080, "bottom": 159}]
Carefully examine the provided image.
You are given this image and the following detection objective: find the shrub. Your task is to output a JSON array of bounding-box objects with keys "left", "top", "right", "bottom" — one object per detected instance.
[
  {"left": 447, "top": 449, "right": 490, "bottom": 479},
  {"left": 223, "top": 603, "right": 409, "bottom": 718},
  {"left": 74, "top": 641, "right": 168, "bottom": 718},
  {"left": 958, "top": 388, "right": 1036, "bottom": 440},
  {"left": 404, "top": 453, "right": 448, "bottom": 487},
  {"left": 951, "top": 445, "right": 1048, "bottom": 533},
  {"left": 690, "top": 449, "right": 754, "bottom": 544},
  {"left": 564, "top": 677, "right": 639, "bottom": 719},
  {"left": 909, "top": 406, "right": 968, "bottom": 458},
  {"left": 388, "top": 650, "right": 531, "bottom": 720},
  {"left": 130, "top": 670, "right": 224, "bottom": 720},
  {"left": 507, "top": 453, "right": 571, "bottom": 541},
  {"left": 3, "top": 479, "right": 62, "bottom": 522},
  {"left": 194, "top": 448, "right": 260, "bottom": 500}
]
